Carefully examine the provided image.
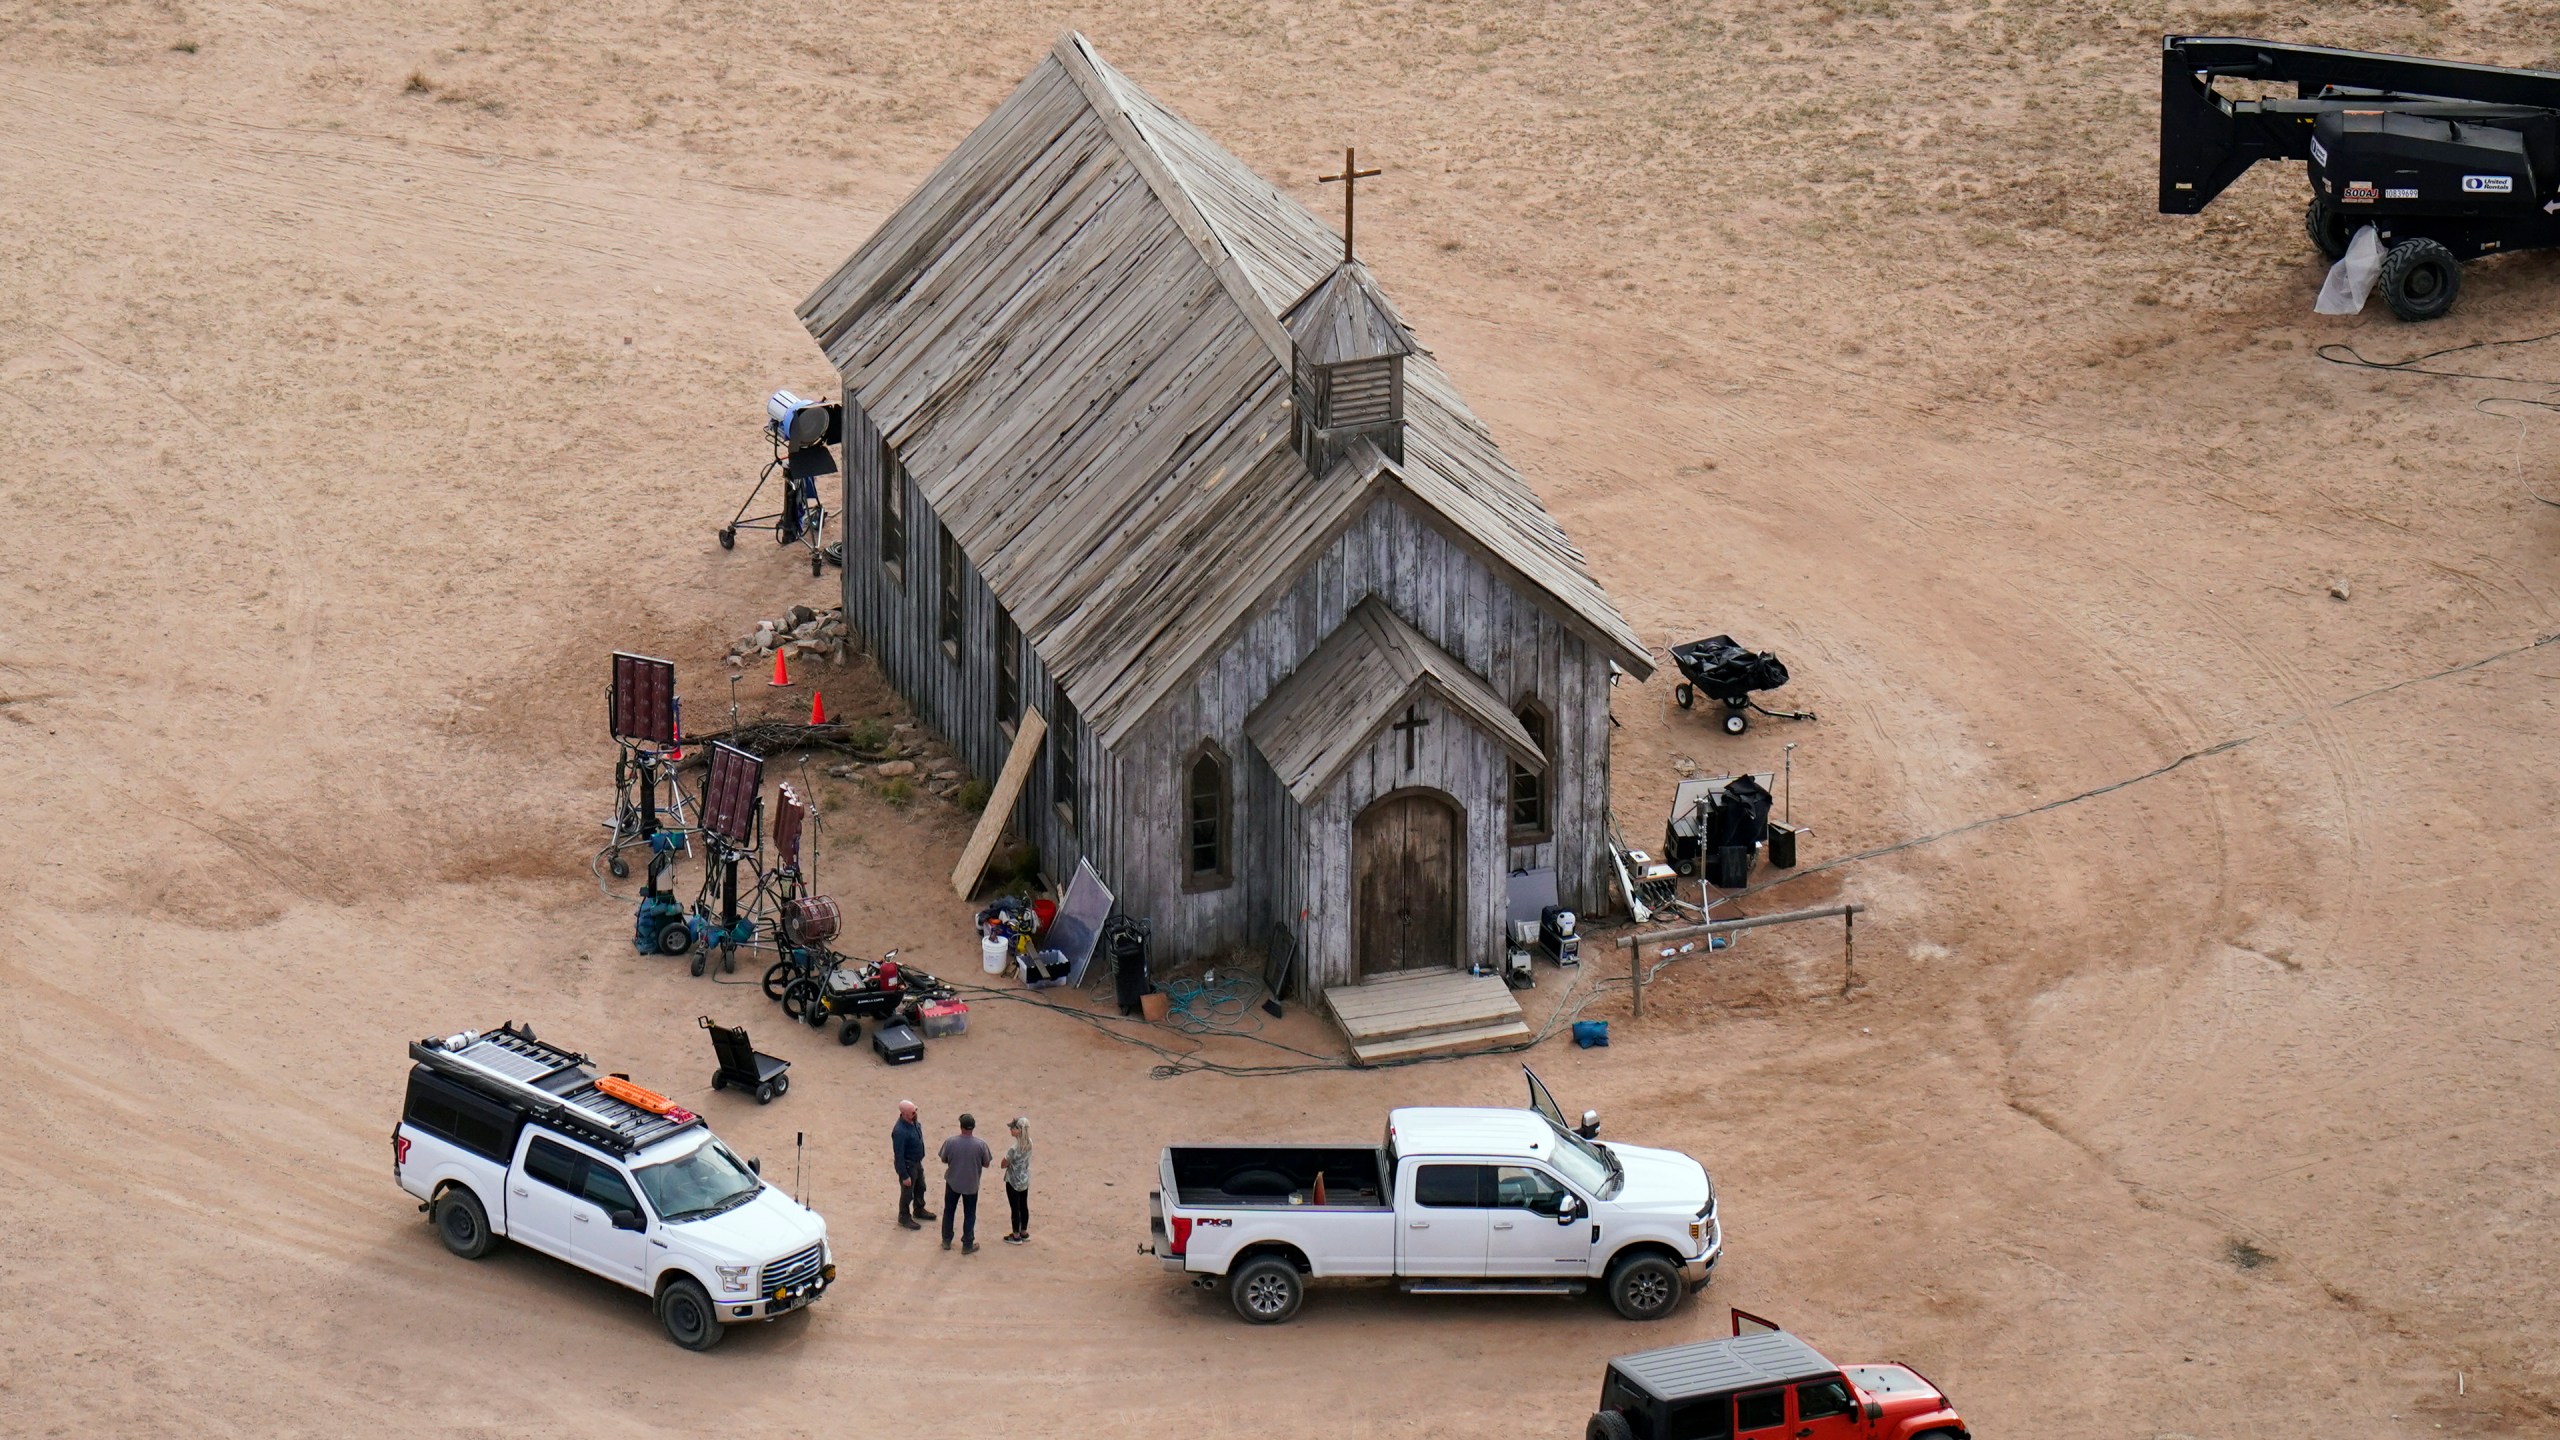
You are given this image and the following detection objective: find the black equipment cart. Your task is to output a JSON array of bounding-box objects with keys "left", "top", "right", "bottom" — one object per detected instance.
[
  {"left": 699, "top": 1015, "right": 791, "bottom": 1104},
  {"left": 1669, "top": 635, "right": 1815, "bottom": 735}
]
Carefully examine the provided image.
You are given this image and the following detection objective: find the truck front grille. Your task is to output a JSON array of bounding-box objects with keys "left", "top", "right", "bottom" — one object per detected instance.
[{"left": 762, "top": 1242, "right": 824, "bottom": 1300}]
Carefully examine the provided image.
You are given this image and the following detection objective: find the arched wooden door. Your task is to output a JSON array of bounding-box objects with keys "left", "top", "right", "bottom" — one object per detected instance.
[{"left": 1352, "top": 789, "right": 1463, "bottom": 978}]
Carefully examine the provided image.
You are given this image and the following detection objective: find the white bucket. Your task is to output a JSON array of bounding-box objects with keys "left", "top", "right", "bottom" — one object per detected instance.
[{"left": 981, "top": 933, "right": 1008, "bottom": 975}]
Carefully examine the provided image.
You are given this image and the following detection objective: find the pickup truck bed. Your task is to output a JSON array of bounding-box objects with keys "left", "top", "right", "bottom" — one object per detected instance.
[{"left": 1164, "top": 1144, "right": 1387, "bottom": 1208}]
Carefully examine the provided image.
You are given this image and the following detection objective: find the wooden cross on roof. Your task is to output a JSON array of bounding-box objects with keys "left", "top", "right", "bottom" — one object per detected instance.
[{"left": 1317, "top": 147, "right": 1383, "bottom": 263}]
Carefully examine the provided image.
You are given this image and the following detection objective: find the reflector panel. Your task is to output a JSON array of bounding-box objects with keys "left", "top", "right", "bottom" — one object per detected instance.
[
  {"left": 610, "top": 652, "right": 678, "bottom": 745},
  {"left": 701, "top": 742, "right": 765, "bottom": 846},
  {"left": 773, "top": 783, "right": 805, "bottom": 867}
]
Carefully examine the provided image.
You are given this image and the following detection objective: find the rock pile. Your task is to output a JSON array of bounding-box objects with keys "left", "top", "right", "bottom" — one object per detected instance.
[{"left": 727, "top": 605, "right": 850, "bottom": 668}]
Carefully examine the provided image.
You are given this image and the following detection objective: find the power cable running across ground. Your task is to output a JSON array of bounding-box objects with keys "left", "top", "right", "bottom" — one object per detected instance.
[{"left": 1731, "top": 628, "right": 2560, "bottom": 904}]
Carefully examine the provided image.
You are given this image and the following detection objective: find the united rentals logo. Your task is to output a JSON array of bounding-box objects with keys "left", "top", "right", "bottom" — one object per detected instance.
[{"left": 2463, "top": 174, "right": 2515, "bottom": 194}]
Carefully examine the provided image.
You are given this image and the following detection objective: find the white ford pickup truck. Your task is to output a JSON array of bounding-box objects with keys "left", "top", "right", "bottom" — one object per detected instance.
[
  {"left": 1147, "top": 1068, "right": 1720, "bottom": 1323},
  {"left": 393, "top": 1023, "right": 832, "bottom": 1350}
]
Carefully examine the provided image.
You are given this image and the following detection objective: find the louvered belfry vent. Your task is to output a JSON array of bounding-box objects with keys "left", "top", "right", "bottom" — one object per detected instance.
[{"left": 1284, "top": 262, "right": 1413, "bottom": 471}]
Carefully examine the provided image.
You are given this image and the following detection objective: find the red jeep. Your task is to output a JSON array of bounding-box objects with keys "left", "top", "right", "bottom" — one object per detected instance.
[{"left": 1588, "top": 1310, "right": 1969, "bottom": 1440}]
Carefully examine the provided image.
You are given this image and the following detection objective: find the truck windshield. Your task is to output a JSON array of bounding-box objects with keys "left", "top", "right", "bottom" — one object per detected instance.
[
  {"left": 1545, "top": 1121, "right": 1620, "bottom": 1198},
  {"left": 634, "top": 1138, "right": 763, "bottom": 1221}
]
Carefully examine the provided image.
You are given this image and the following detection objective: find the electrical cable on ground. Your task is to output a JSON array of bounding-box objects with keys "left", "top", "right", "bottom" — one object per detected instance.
[
  {"left": 2316, "top": 327, "right": 2560, "bottom": 386},
  {"left": 1727, "top": 626, "right": 2560, "bottom": 904}
]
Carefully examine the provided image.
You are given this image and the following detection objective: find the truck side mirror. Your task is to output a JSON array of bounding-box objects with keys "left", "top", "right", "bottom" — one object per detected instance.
[
  {"left": 749, "top": 1157, "right": 762, "bottom": 1175},
  {"left": 1865, "top": 1401, "right": 1883, "bottom": 1421},
  {"left": 1555, "top": 1193, "right": 1582, "bottom": 1224},
  {"left": 611, "top": 1209, "right": 644, "bottom": 1232}
]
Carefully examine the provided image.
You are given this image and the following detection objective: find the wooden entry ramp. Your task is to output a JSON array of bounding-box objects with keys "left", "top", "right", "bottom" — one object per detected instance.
[{"left": 1324, "top": 969, "right": 1529, "bottom": 1065}]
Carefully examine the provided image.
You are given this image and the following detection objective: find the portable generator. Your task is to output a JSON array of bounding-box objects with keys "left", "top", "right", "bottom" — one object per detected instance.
[{"left": 2160, "top": 35, "right": 2560, "bottom": 319}]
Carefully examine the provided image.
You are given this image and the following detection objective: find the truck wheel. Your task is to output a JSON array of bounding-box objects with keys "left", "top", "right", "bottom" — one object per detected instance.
[
  {"left": 1229, "top": 1257, "right": 1304, "bottom": 1324},
  {"left": 2304, "top": 198, "right": 2352, "bottom": 262},
  {"left": 1607, "top": 1252, "right": 1682, "bottom": 1321},
  {"left": 2378, "top": 238, "right": 2460, "bottom": 321},
  {"left": 657, "top": 1276, "right": 727, "bottom": 1351},
  {"left": 432, "top": 1188, "right": 495, "bottom": 1260},
  {"left": 1586, "top": 1412, "right": 1637, "bottom": 1440}
]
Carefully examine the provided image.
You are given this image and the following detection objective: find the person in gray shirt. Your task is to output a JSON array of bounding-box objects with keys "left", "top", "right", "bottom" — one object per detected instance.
[{"left": 937, "top": 1113, "right": 996, "bottom": 1253}]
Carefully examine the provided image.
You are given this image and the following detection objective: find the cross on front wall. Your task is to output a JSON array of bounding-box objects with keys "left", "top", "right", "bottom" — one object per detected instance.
[
  {"left": 1392, "top": 704, "right": 1430, "bottom": 770},
  {"left": 1317, "top": 146, "right": 1383, "bottom": 263}
]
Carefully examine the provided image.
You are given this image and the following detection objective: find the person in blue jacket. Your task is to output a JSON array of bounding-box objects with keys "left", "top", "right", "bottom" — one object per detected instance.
[{"left": 892, "top": 1100, "right": 933, "bottom": 1230}]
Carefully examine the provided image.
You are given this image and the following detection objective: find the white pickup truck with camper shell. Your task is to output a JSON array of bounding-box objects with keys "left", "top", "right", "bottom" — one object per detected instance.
[
  {"left": 1146, "top": 1068, "right": 1720, "bottom": 1323},
  {"left": 392, "top": 1023, "right": 832, "bottom": 1350}
]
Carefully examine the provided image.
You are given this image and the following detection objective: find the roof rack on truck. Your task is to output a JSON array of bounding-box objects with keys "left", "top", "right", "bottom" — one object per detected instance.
[{"left": 408, "top": 1023, "right": 703, "bottom": 1157}]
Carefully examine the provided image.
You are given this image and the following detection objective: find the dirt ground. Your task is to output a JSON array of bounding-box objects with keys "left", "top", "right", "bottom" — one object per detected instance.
[{"left": 5, "top": 0, "right": 2559, "bottom": 1435}]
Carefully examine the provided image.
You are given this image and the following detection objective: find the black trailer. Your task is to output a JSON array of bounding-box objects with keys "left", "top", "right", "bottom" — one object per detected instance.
[{"left": 2160, "top": 34, "right": 2560, "bottom": 319}]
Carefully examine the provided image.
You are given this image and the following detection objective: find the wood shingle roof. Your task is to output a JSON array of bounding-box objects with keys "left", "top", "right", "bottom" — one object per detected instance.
[
  {"left": 1245, "top": 595, "right": 1545, "bottom": 805},
  {"left": 796, "top": 32, "right": 1652, "bottom": 745}
]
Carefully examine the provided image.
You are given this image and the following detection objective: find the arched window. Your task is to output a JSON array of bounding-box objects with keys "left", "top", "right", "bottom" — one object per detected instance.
[
  {"left": 1184, "top": 743, "right": 1232, "bottom": 891},
  {"left": 1510, "top": 698, "right": 1550, "bottom": 842}
]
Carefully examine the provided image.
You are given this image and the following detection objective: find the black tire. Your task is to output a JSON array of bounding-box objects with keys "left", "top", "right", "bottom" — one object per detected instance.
[
  {"left": 839, "top": 1019, "right": 862, "bottom": 1046},
  {"left": 656, "top": 922, "right": 693, "bottom": 958},
  {"left": 1587, "top": 1412, "right": 1637, "bottom": 1440},
  {"left": 762, "top": 960, "right": 795, "bottom": 1001},
  {"left": 657, "top": 1276, "right": 726, "bottom": 1351},
  {"left": 811, "top": 552, "right": 824, "bottom": 578},
  {"left": 2378, "top": 238, "right": 2460, "bottom": 321},
  {"left": 1672, "top": 855, "right": 1697, "bottom": 878},
  {"left": 1228, "top": 1256, "right": 1303, "bottom": 1324},
  {"left": 773, "top": 1073, "right": 789, "bottom": 1097},
  {"left": 711, "top": 1071, "right": 728, "bottom": 1091},
  {"left": 755, "top": 1082, "right": 774, "bottom": 1105},
  {"left": 2304, "top": 198, "right": 2352, "bottom": 262},
  {"left": 689, "top": 951, "right": 707, "bottom": 978},
  {"left": 1674, "top": 682, "right": 1694, "bottom": 710},
  {"left": 782, "top": 979, "right": 820, "bottom": 1021},
  {"left": 717, "top": 527, "right": 736, "bottom": 551},
  {"left": 803, "top": 996, "right": 830, "bottom": 1030},
  {"left": 432, "top": 1187, "right": 495, "bottom": 1260},
  {"left": 609, "top": 854, "right": 630, "bottom": 879},
  {"left": 1606, "top": 1251, "right": 1683, "bottom": 1321},
  {"left": 720, "top": 946, "right": 737, "bottom": 975},
  {"left": 1722, "top": 711, "right": 1748, "bottom": 735}
]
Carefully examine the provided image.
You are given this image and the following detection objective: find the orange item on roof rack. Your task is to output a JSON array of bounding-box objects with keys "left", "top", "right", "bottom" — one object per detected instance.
[{"left": 596, "top": 1075, "right": 679, "bottom": 1114}]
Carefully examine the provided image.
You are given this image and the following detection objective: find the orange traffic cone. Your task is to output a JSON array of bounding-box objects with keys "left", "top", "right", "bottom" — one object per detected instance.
[
  {"left": 808, "top": 691, "right": 827, "bottom": 726},
  {"left": 770, "top": 647, "right": 791, "bottom": 687}
]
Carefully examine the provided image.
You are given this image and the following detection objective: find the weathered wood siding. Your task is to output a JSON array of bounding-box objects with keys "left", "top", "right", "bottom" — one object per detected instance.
[
  {"left": 1119, "top": 492, "right": 1616, "bottom": 989},
  {"left": 837, "top": 399, "right": 1103, "bottom": 890}
]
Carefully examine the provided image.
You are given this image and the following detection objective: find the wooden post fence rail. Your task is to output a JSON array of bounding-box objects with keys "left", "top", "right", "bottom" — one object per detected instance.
[{"left": 1615, "top": 903, "right": 1865, "bottom": 1018}]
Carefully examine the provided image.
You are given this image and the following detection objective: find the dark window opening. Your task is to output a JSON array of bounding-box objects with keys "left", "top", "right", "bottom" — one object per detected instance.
[
  {"left": 1051, "top": 691, "right": 1079, "bottom": 829},
  {"left": 1794, "top": 1380, "right": 1852, "bottom": 1422},
  {"left": 402, "top": 1073, "right": 516, "bottom": 1163},
  {"left": 1663, "top": 1397, "right": 1732, "bottom": 1440},
  {"left": 1734, "top": 1389, "right": 1785, "bottom": 1432},
  {"left": 994, "top": 608, "right": 1021, "bottom": 731},
  {"left": 1414, "top": 1164, "right": 1492, "bottom": 1208},
  {"left": 1510, "top": 698, "right": 1550, "bottom": 840},
  {"left": 524, "top": 1137, "right": 582, "bottom": 1195},
  {"left": 937, "top": 525, "right": 964, "bottom": 661},
  {"left": 1493, "top": 1164, "right": 1569, "bottom": 1215},
  {"left": 879, "top": 441, "right": 906, "bottom": 584},
  {"left": 1185, "top": 744, "right": 1230, "bottom": 889},
  {"left": 581, "top": 1161, "right": 640, "bottom": 1216}
]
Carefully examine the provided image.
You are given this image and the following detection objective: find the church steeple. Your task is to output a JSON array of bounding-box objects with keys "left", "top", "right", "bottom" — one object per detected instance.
[{"left": 1284, "top": 259, "right": 1413, "bottom": 470}]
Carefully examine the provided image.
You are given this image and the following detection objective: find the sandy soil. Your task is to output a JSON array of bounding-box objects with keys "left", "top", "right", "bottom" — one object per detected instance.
[{"left": 4, "top": 1, "right": 2558, "bottom": 1435}]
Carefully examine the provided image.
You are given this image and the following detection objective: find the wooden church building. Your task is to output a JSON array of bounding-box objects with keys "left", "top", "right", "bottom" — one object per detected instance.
[{"left": 797, "top": 33, "right": 1653, "bottom": 995}]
